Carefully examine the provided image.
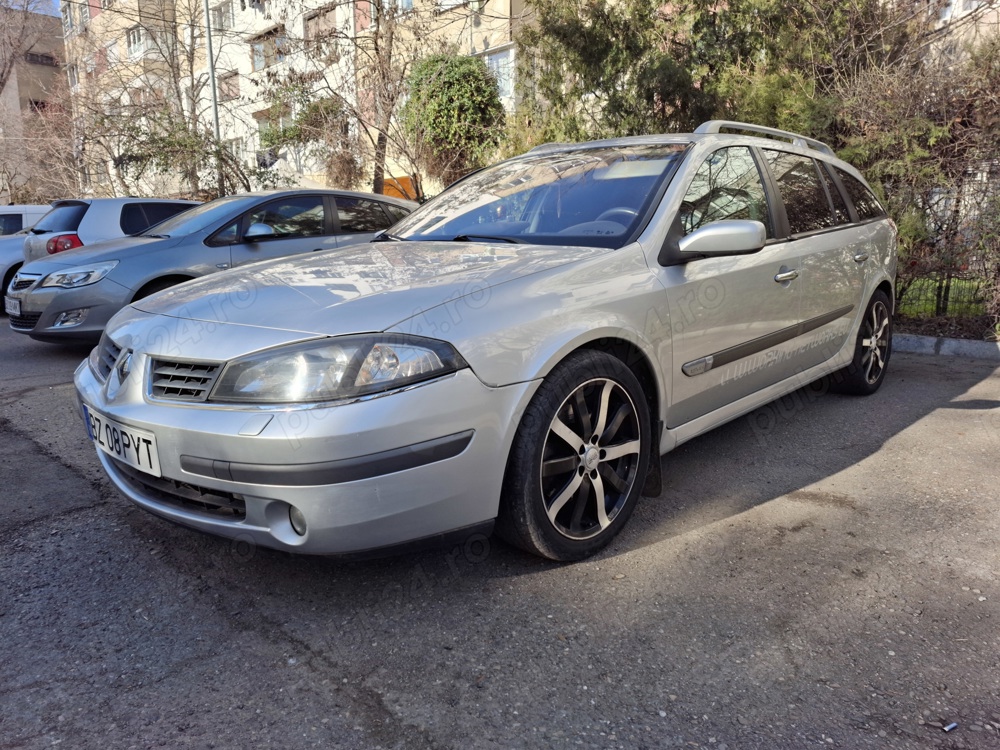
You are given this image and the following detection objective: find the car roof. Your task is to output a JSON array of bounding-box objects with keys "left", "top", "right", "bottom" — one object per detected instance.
[
  {"left": 237, "top": 188, "right": 418, "bottom": 208},
  {"left": 50, "top": 197, "right": 201, "bottom": 207},
  {"left": 526, "top": 120, "right": 866, "bottom": 183}
]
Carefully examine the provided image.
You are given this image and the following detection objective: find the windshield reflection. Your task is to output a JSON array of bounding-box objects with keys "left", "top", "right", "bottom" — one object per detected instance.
[
  {"left": 392, "top": 144, "right": 689, "bottom": 249},
  {"left": 143, "top": 195, "right": 260, "bottom": 237}
]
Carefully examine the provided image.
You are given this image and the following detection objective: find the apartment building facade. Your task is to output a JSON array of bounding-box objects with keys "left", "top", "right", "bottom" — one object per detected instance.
[{"left": 58, "top": 0, "right": 523, "bottom": 198}]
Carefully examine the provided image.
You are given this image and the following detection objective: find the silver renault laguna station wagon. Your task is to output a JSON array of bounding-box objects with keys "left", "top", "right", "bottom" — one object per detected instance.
[{"left": 74, "top": 122, "right": 896, "bottom": 561}]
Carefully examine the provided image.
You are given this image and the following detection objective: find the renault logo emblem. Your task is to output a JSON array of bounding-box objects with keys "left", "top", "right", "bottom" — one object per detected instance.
[{"left": 116, "top": 351, "right": 133, "bottom": 382}]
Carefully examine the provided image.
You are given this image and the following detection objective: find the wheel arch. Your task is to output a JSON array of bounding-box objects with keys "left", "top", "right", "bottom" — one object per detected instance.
[
  {"left": 574, "top": 337, "right": 661, "bottom": 430},
  {"left": 131, "top": 274, "right": 196, "bottom": 303},
  {"left": 874, "top": 278, "right": 895, "bottom": 314},
  {"left": 2, "top": 261, "right": 21, "bottom": 294}
]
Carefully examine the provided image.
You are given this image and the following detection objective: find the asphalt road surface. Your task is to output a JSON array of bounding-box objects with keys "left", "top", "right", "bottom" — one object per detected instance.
[{"left": 1, "top": 321, "right": 999, "bottom": 750}]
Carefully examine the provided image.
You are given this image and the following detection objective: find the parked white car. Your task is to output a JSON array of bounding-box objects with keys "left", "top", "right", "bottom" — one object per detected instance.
[
  {"left": 0, "top": 205, "right": 49, "bottom": 236},
  {"left": 23, "top": 198, "right": 199, "bottom": 262}
]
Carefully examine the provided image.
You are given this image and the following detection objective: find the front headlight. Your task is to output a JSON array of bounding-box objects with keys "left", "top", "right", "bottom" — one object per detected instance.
[
  {"left": 40, "top": 261, "right": 119, "bottom": 289},
  {"left": 209, "top": 334, "right": 468, "bottom": 404}
]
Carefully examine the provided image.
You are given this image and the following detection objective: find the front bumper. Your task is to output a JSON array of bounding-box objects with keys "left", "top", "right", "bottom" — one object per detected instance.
[
  {"left": 75, "top": 354, "right": 536, "bottom": 555},
  {"left": 7, "top": 276, "right": 130, "bottom": 341}
]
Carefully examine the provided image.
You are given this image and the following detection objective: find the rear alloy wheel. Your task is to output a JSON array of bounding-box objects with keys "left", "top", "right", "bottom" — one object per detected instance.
[
  {"left": 830, "top": 289, "right": 892, "bottom": 395},
  {"left": 498, "top": 350, "right": 650, "bottom": 561}
]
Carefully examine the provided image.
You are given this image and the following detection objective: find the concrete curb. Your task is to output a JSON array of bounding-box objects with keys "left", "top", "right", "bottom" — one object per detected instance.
[{"left": 894, "top": 333, "right": 1000, "bottom": 362}]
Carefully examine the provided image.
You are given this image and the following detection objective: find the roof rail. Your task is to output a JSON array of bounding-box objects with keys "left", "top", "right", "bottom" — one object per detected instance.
[{"left": 694, "top": 121, "right": 835, "bottom": 157}]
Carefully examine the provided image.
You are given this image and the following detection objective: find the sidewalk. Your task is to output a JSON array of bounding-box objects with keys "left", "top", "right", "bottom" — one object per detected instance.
[{"left": 894, "top": 332, "right": 1000, "bottom": 362}]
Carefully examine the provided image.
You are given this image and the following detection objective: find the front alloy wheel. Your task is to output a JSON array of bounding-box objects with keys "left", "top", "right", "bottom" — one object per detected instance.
[
  {"left": 498, "top": 350, "right": 651, "bottom": 561},
  {"left": 541, "top": 378, "right": 642, "bottom": 540}
]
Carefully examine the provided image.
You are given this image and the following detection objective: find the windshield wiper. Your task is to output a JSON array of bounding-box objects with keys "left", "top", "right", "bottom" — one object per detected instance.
[
  {"left": 371, "top": 232, "right": 406, "bottom": 242},
  {"left": 451, "top": 234, "right": 519, "bottom": 244}
]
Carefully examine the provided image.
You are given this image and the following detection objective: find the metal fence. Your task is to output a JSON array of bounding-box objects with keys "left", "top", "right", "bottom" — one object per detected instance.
[{"left": 896, "top": 271, "right": 990, "bottom": 318}]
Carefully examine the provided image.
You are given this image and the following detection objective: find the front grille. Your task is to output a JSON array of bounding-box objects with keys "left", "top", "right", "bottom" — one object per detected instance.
[
  {"left": 9, "top": 311, "right": 41, "bottom": 330},
  {"left": 9, "top": 272, "right": 40, "bottom": 293},
  {"left": 150, "top": 359, "right": 222, "bottom": 401},
  {"left": 111, "top": 458, "right": 247, "bottom": 520},
  {"left": 94, "top": 335, "right": 122, "bottom": 382}
]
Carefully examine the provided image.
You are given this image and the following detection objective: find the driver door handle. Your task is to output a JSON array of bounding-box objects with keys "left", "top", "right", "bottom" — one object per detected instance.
[{"left": 774, "top": 269, "right": 799, "bottom": 283}]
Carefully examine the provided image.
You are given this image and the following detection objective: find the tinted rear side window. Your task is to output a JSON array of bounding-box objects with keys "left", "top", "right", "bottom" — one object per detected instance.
[
  {"left": 819, "top": 164, "right": 851, "bottom": 225},
  {"left": 762, "top": 150, "right": 835, "bottom": 235},
  {"left": 336, "top": 197, "right": 392, "bottom": 233},
  {"left": 32, "top": 203, "right": 88, "bottom": 233},
  {"left": 835, "top": 168, "right": 886, "bottom": 220},
  {"left": 0, "top": 214, "right": 23, "bottom": 235},
  {"left": 120, "top": 203, "right": 149, "bottom": 235},
  {"left": 143, "top": 202, "right": 196, "bottom": 227}
]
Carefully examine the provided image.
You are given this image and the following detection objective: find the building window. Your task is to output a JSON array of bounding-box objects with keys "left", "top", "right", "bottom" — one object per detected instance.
[
  {"left": 218, "top": 71, "right": 239, "bottom": 101},
  {"left": 484, "top": 47, "right": 513, "bottom": 100},
  {"left": 101, "top": 0, "right": 114, "bottom": 8},
  {"left": 305, "top": 6, "right": 338, "bottom": 51},
  {"left": 212, "top": 1, "right": 234, "bottom": 30},
  {"left": 223, "top": 138, "right": 244, "bottom": 163},
  {"left": 126, "top": 26, "right": 144, "bottom": 56},
  {"left": 250, "top": 29, "right": 286, "bottom": 71},
  {"left": 79, "top": 1, "right": 91, "bottom": 26},
  {"left": 24, "top": 52, "right": 58, "bottom": 66},
  {"left": 67, "top": 63, "right": 79, "bottom": 89},
  {"left": 61, "top": 5, "right": 75, "bottom": 34},
  {"left": 105, "top": 40, "right": 119, "bottom": 66}
]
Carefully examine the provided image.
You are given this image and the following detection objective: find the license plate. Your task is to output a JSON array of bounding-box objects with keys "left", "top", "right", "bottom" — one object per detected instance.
[
  {"left": 4, "top": 296, "right": 19, "bottom": 316},
  {"left": 82, "top": 404, "right": 161, "bottom": 477}
]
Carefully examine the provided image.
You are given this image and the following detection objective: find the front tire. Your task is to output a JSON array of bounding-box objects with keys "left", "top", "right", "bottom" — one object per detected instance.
[
  {"left": 831, "top": 289, "right": 892, "bottom": 395},
  {"left": 497, "top": 350, "right": 651, "bottom": 561}
]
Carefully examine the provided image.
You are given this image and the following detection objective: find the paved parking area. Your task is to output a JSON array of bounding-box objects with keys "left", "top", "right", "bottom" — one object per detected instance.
[{"left": 1, "top": 322, "right": 999, "bottom": 749}]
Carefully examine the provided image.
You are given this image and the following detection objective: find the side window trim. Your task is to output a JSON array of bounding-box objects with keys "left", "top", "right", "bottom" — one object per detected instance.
[
  {"left": 677, "top": 144, "right": 776, "bottom": 238},
  {"left": 750, "top": 145, "right": 787, "bottom": 238},
  {"left": 820, "top": 161, "right": 860, "bottom": 225},
  {"left": 243, "top": 195, "right": 329, "bottom": 241},
  {"left": 756, "top": 147, "right": 838, "bottom": 239}
]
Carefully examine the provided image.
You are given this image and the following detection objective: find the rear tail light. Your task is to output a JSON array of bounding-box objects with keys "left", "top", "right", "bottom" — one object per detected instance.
[{"left": 46, "top": 234, "right": 84, "bottom": 254}]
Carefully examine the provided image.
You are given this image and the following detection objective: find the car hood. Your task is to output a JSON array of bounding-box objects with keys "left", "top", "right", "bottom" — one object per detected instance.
[
  {"left": 131, "top": 241, "right": 611, "bottom": 335},
  {"left": 19, "top": 235, "right": 178, "bottom": 274}
]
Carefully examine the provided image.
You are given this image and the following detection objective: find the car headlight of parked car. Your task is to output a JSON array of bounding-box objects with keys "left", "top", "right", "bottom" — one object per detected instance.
[
  {"left": 40, "top": 260, "right": 119, "bottom": 289},
  {"left": 209, "top": 334, "right": 468, "bottom": 404}
]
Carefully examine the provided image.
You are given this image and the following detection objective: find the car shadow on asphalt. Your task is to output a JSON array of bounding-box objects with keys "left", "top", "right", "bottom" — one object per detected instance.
[{"left": 129, "top": 351, "right": 1000, "bottom": 597}]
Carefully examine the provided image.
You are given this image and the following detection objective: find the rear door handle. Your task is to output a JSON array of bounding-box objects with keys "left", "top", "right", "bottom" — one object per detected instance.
[
  {"left": 853, "top": 252, "right": 869, "bottom": 263},
  {"left": 774, "top": 269, "right": 799, "bottom": 283}
]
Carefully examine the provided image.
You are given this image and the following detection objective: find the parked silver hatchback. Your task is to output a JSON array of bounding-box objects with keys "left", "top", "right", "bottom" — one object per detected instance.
[
  {"left": 74, "top": 122, "right": 897, "bottom": 561},
  {"left": 8, "top": 189, "right": 415, "bottom": 341}
]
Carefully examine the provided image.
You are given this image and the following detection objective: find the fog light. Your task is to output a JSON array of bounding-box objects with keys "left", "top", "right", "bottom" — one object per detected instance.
[
  {"left": 53, "top": 308, "right": 88, "bottom": 327},
  {"left": 288, "top": 506, "right": 307, "bottom": 536}
]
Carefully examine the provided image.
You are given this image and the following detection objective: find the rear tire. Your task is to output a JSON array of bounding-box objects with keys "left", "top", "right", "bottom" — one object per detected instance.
[
  {"left": 830, "top": 289, "right": 892, "bottom": 396},
  {"left": 496, "top": 350, "right": 650, "bottom": 561}
]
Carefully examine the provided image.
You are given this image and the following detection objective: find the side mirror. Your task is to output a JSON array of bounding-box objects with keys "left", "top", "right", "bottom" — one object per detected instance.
[
  {"left": 244, "top": 222, "right": 276, "bottom": 241},
  {"left": 678, "top": 220, "right": 766, "bottom": 257}
]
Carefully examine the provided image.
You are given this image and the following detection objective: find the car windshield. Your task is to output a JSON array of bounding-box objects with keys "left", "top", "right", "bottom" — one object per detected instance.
[
  {"left": 141, "top": 195, "right": 261, "bottom": 237},
  {"left": 391, "top": 143, "right": 689, "bottom": 249}
]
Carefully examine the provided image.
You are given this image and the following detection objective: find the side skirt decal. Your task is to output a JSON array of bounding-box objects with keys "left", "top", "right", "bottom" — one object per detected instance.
[{"left": 681, "top": 304, "right": 855, "bottom": 377}]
